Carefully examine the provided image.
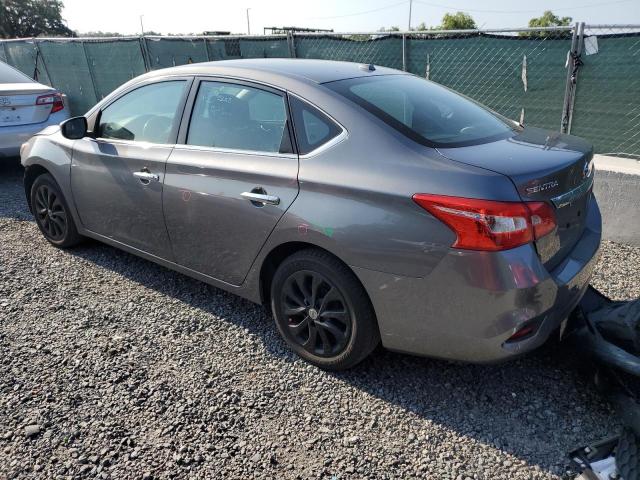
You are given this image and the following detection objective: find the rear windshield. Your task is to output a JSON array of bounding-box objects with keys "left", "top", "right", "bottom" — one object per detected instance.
[
  {"left": 326, "top": 75, "right": 516, "bottom": 148},
  {"left": 0, "top": 61, "right": 33, "bottom": 84}
]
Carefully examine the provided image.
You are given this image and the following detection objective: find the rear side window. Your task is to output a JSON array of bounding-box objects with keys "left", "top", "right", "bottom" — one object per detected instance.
[
  {"left": 289, "top": 96, "right": 342, "bottom": 155},
  {"left": 0, "top": 61, "right": 33, "bottom": 83},
  {"left": 186, "top": 81, "right": 291, "bottom": 154},
  {"left": 98, "top": 80, "right": 186, "bottom": 143},
  {"left": 326, "top": 75, "right": 515, "bottom": 148}
]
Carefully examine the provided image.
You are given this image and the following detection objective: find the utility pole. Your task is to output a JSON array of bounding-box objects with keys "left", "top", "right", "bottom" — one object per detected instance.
[
  {"left": 246, "top": 8, "right": 251, "bottom": 35},
  {"left": 408, "top": 0, "right": 413, "bottom": 31},
  {"left": 139, "top": 15, "right": 145, "bottom": 36}
]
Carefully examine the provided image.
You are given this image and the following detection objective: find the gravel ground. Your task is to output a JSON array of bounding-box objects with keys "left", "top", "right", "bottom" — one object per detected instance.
[{"left": 1, "top": 160, "right": 638, "bottom": 480}]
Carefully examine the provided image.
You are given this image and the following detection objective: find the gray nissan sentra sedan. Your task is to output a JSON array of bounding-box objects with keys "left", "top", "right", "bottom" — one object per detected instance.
[{"left": 21, "top": 59, "right": 601, "bottom": 370}]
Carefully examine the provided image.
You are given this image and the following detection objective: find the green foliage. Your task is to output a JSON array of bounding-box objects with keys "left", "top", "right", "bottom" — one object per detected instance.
[
  {"left": 0, "top": 0, "right": 73, "bottom": 38},
  {"left": 528, "top": 10, "right": 572, "bottom": 28},
  {"left": 520, "top": 10, "right": 573, "bottom": 37},
  {"left": 380, "top": 12, "right": 476, "bottom": 33},
  {"left": 440, "top": 12, "right": 477, "bottom": 30}
]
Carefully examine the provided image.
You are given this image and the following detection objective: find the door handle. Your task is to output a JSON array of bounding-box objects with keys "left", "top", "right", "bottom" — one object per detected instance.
[
  {"left": 241, "top": 191, "right": 280, "bottom": 206},
  {"left": 133, "top": 170, "right": 160, "bottom": 183}
]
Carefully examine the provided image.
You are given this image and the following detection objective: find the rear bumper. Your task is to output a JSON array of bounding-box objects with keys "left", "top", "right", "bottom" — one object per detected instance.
[
  {"left": 0, "top": 112, "right": 67, "bottom": 158},
  {"left": 354, "top": 194, "right": 602, "bottom": 363}
]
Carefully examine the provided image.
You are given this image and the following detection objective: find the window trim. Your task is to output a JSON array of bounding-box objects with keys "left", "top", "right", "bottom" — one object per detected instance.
[
  {"left": 91, "top": 76, "right": 194, "bottom": 146},
  {"left": 286, "top": 93, "right": 347, "bottom": 159},
  {"left": 175, "top": 75, "right": 297, "bottom": 157}
]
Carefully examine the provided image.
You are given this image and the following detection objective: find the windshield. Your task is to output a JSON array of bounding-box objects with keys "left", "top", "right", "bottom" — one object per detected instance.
[
  {"left": 0, "top": 61, "right": 33, "bottom": 84},
  {"left": 326, "top": 75, "right": 516, "bottom": 147}
]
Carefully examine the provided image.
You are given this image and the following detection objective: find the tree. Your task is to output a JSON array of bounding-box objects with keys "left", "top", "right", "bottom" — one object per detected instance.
[
  {"left": 440, "top": 12, "right": 476, "bottom": 30},
  {"left": 521, "top": 11, "right": 572, "bottom": 37},
  {"left": 528, "top": 10, "right": 572, "bottom": 29},
  {"left": 0, "top": 0, "right": 73, "bottom": 39},
  {"left": 378, "top": 26, "right": 400, "bottom": 32}
]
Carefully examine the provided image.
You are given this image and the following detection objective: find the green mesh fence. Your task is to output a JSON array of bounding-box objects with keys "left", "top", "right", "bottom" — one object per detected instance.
[
  {"left": 84, "top": 39, "right": 147, "bottom": 101},
  {"left": 571, "top": 29, "right": 640, "bottom": 157},
  {"left": 1, "top": 28, "right": 638, "bottom": 158},
  {"left": 239, "top": 36, "right": 290, "bottom": 58},
  {"left": 36, "top": 40, "right": 97, "bottom": 113},
  {"left": 3, "top": 40, "right": 50, "bottom": 85},
  {"left": 405, "top": 34, "right": 570, "bottom": 131},
  {"left": 296, "top": 35, "right": 404, "bottom": 70},
  {"left": 144, "top": 37, "right": 209, "bottom": 69}
]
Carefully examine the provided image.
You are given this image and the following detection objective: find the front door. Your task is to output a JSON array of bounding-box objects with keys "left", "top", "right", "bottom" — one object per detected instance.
[
  {"left": 163, "top": 79, "right": 299, "bottom": 285},
  {"left": 71, "top": 79, "right": 189, "bottom": 259}
]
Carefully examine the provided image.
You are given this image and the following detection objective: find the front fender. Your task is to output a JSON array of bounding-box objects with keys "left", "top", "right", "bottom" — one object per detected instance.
[{"left": 21, "top": 132, "right": 80, "bottom": 229}]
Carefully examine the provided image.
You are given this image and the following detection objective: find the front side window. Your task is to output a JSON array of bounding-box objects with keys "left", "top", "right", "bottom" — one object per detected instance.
[
  {"left": 98, "top": 80, "right": 186, "bottom": 144},
  {"left": 326, "top": 75, "right": 516, "bottom": 148},
  {"left": 186, "top": 81, "right": 291, "bottom": 154},
  {"left": 289, "top": 96, "right": 342, "bottom": 155}
]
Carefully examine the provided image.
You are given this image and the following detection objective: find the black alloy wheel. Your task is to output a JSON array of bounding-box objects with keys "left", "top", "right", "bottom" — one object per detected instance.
[
  {"left": 30, "top": 173, "right": 83, "bottom": 248},
  {"left": 271, "top": 248, "right": 380, "bottom": 370},
  {"left": 34, "top": 183, "right": 67, "bottom": 242},
  {"left": 281, "top": 270, "right": 352, "bottom": 357}
]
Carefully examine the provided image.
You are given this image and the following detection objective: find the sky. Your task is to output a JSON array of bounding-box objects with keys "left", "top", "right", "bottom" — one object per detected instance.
[{"left": 61, "top": 0, "right": 640, "bottom": 35}]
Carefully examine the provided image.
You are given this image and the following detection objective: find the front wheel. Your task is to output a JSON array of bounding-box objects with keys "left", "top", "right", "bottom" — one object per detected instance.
[
  {"left": 270, "top": 249, "right": 380, "bottom": 370},
  {"left": 31, "top": 173, "right": 83, "bottom": 248}
]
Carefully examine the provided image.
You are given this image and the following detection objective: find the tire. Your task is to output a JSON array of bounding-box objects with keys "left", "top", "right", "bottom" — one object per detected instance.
[
  {"left": 30, "top": 173, "right": 83, "bottom": 248},
  {"left": 617, "top": 427, "right": 640, "bottom": 480},
  {"left": 270, "top": 248, "right": 380, "bottom": 370}
]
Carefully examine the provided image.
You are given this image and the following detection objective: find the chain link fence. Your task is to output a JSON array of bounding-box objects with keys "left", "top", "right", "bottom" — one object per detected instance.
[
  {"left": 570, "top": 25, "right": 640, "bottom": 158},
  {"left": 1, "top": 24, "right": 639, "bottom": 158}
]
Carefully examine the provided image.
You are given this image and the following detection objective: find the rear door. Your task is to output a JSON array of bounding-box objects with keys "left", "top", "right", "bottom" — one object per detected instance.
[
  {"left": 71, "top": 78, "right": 191, "bottom": 259},
  {"left": 163, "top": 78, "right": 299, "bottom": 285}
]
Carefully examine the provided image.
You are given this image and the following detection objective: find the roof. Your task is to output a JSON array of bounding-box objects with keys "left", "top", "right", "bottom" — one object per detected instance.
[{"left": 147, "top": 58, "right": 405, "bottom": 85}]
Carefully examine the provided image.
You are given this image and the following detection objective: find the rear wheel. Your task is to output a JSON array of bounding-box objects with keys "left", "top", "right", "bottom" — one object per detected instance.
[
  {"left": 270, "top": 249, "right": 380, "bottom": 370},
  {"left": 31, "top": 173, "right": 82, "bottom": 248}
]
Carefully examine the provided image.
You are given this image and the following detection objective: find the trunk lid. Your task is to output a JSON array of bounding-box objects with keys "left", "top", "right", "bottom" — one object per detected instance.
[
  {"left": 0, "top": 83, "right": 56, "bottom": 127},
  {"left": 437, "top": 126, "right": 594, "bottom": 270}
]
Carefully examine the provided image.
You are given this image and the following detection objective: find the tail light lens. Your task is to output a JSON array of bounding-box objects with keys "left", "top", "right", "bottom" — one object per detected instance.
[
  {"left": 412, "top": 193, "right": 556, "bottom": 251},
  {"left": 36, "top": 93, "right": 64, "bottom": 113}
]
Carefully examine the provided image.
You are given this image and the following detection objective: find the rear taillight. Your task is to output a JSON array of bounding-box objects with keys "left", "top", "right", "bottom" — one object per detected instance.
[
  {"left": 36, "top": 93, "right": 64, "bottom": 113},
  {"left": 412, "top": 193, "right": 556, "bottom": 251}
]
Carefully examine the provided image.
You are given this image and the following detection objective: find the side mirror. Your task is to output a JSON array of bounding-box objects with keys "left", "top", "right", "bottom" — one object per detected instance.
[{"left": 61, "top": 116, "right": 88, "bottom": 140}]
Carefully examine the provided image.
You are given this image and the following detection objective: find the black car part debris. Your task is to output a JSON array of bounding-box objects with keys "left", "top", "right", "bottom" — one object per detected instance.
[{"left": 567, "top": 286, "right": 640, "bottom": 480}]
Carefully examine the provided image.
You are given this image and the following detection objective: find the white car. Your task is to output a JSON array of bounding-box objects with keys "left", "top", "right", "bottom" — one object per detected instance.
[{"left": 0, "top": 60, "right": 69, "bottom": 159}]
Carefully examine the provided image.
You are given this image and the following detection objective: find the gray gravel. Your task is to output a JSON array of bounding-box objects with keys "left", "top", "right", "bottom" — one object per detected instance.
[{"left": 0, "top": 161, "right": 637, "bottom": 480}]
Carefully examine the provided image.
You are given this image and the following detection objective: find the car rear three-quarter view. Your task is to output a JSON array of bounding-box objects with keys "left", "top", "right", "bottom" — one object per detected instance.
[
  {"left": 0, "top": 60, "right": 69, "bottom": 160},
  {"left": 20, "top": 59, "right": 601, "bottom": 370}
]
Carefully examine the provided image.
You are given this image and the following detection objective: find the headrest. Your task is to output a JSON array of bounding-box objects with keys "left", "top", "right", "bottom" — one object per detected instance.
[{"left": 208, "top": 93, "right": 249, "bottom": 126}]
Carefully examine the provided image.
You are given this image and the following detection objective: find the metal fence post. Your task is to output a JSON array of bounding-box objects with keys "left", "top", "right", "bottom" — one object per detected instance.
[
  {"left": 139, "top": 36, "right": 151, "bottom": 71},
  {"left": 402, "top": 34, "right": 407, "bottom": 71},
  {"left": 81, "top": 40, "right": 101, "bottom": 102},
  {"left": 567, "top": 22, "right": 585, "bottom": 134},
  {"left": 287, "top": 32, "right": 297, "bottom": 58},
  {"left": 205, "top": 38, "right": 212, "bottom": 61},
  {"left": 561, "top": 22, "right": 583, "bottom": 134},
  {"left": 33, "top": 39, "right": 53, "bottom": 86}
]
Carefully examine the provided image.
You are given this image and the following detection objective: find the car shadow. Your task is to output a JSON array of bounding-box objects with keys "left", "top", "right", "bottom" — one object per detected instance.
[
  {"left": 2, "top": 160, "right": 617, "bottom": 476},
  {"left": 63, "top": 237, "right": 618, "bottom": 476}
]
